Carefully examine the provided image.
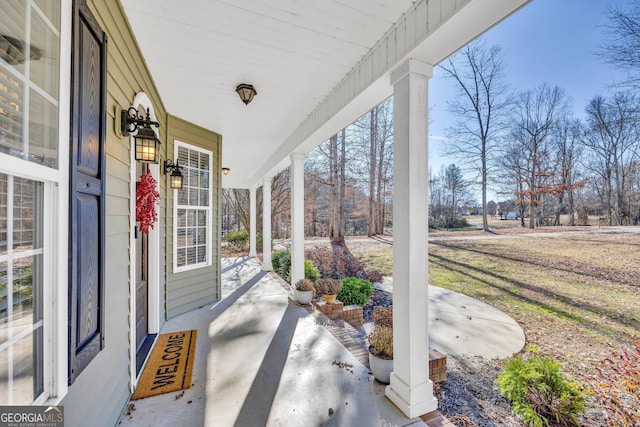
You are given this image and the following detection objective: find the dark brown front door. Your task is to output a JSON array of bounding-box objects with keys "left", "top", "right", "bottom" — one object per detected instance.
[{"left": 135, "top": 163, "right": 149, "bottom": 351}]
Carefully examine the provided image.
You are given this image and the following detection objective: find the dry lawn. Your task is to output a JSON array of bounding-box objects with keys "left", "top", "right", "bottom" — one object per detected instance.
[
  {"left": 345, "top": 230, "right": 640, "bottom": 366},
  {"left": 427, "top": 233, "right": 639, "bottom": 365},
  {"left": 347, "top": 229, "right": 640, "bottom": 424}
]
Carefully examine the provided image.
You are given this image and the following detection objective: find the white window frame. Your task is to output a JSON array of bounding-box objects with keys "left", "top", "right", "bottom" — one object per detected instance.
[
  {"left": 0, "top": 0, "right": 71, "bottom": 405},
  {"left": 172, "top": 141, "right": 213, "bottom": 273}
]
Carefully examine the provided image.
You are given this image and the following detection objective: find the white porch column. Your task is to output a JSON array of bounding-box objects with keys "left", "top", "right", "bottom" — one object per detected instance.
[
  {"left": 249, "top": 186, "right": 257, "bottom": 258},
  {"left": 385, "top": 59, "right": 437, "bottom": 418},
  {"left": 289, "top": 152, "right": 305, "bottom": 298},
  {"left": 262, "top": 176, "right": 273, "bottom": 271}
]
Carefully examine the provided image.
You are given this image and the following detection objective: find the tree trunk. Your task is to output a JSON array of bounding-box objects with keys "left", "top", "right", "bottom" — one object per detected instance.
[
  {"left": 528, "top": 161, "right": 536, "bottom": 229},
  {"left": 368, "top": 109, "right": 377, "bottom": 236},
  {"left": 376, "top": 113, "right": 386, "bottom": 235},
  {"left": 481, "top": 148, "right": 489, "bottom": 231},
  {"left": 328, "top": 133, "right": 345, "bottom": 242},
  {"left": 339, "top": 129, "right": 346, "bottom": 238}
]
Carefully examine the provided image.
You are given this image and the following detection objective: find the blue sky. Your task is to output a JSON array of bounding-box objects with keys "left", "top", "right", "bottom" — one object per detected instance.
[{"left": 428, "top": 0, "right": 629, "bottom": 201}]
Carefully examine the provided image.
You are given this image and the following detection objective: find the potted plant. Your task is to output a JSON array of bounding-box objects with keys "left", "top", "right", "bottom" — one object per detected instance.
[
  {"left": 369, "top": 306, "right": 393, "bottom": 383},
  {"left": 295, "top": 279, "right": 314, "bottom": 305},
  {"left": 315, "top": 278, "right": 342, "bottom": 304},
  {"left": 368, "top": 325, "right": 393, "bottom": 384}
]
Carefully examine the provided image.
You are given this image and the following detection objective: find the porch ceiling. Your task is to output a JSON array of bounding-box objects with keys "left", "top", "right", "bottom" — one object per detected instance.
[{"left": 120, "top": 0, "right": 529, "bottom": 189}]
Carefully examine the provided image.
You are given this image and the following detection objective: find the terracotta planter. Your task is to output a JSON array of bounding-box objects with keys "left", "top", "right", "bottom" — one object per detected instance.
[
  {"left": 322, "top": 294, "right": 337, "bottom": 304},
  {"left": 296, "top": 289, "right": 313, "bottom": 305},
  {"left": 369, "top": 348, "right": 393, "bottom": 384}
]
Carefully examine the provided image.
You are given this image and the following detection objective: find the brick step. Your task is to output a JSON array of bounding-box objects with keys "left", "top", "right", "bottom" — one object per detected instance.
[{"left": 313, "top": 300, "right": 446, "bottom": 383}]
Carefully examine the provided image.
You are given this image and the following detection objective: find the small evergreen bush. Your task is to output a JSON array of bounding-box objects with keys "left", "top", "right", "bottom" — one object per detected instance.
[
  {"left": 271, "top": 250, "right": 318, "bottom": 283},
  {"left": 304, "top": 260, "right": 319, "bottom": 281},
  {"left": 497, "top": 356, "right": 587, "bottom": 427},
  {"left": 337, "top": 277, "right": 373, "bottom": 306},
  {"left": 271, "top": 249, "right": 292, "bottom": 282},
  {"left": 226, "top": 230, "right": 249, "bottom": 250}
]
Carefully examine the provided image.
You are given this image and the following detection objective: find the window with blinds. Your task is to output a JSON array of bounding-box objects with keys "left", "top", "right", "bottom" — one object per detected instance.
[{"left": 173, "top": 141, "right": 212, "bottom": 272}]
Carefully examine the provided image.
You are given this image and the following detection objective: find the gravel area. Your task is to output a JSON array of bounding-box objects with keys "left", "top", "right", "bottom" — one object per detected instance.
[
  {"left": 363, "top": 289, "right": 393, "bottom": 323},
  {"left": 363, "top": 289, "right": 524, "bottom": 426},
  {"left": 435, "top": 355, "right": 524, "bottom": 427}
]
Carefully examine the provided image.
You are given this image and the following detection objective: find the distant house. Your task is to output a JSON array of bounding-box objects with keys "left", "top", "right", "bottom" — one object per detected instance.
[{"left": 502, "top": 212, "right": 520, "bottom": 220}]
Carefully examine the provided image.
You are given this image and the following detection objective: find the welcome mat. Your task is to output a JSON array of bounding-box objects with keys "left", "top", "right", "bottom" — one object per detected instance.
[{"left": 132, "top": 330, "right": 197, "bottom": 400}]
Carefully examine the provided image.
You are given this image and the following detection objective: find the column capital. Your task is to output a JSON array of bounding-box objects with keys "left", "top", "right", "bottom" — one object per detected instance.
[
  {"left": 290, "top": 152, "right": 305, "bottom": 162},
  {"left": 263, "top": 175, "right": 274, "bottom": 185},
  {"left": 390, "top": 58, "right": 433, "bottom": 86}
]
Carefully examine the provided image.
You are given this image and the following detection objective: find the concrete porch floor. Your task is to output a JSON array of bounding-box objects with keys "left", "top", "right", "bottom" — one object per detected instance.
[{"left": 118, "top": 257, "right": 430, "bottom": 427}]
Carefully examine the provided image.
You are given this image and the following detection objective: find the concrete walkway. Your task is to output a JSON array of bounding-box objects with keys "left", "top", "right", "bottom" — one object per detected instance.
[
  {"left": 119, "top": 257, "right": 428, "bottom": 427},
  {"left": 376, "top": 278, "right": 525, "bottom": 359}
]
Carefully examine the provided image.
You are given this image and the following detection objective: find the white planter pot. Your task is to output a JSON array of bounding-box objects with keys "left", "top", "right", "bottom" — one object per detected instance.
[
  {"left": 369, "top": 349, "right": 393, "bottom": 384},
  {"left": 296, "top": 289, "right": 313, "bottom": 305}
]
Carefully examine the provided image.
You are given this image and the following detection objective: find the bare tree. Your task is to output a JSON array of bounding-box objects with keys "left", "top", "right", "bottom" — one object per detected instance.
[
  {"left": 598, "top": 1, "right": 640, "bottom": 89},
  {"left": 328, "top": 130, "right": 346, "bottom": 242},
  {"left": 497, "top": 143, "right": 528, "bottom": 227},
  {"left": 368, "top": 108, "right": 377, "bottom": 236},
  {"left": 552, "top": 118, "right": 586, "bottom": 225},
  {"left": 439, "top": 40, "right": 511, "bottom": 231},
  {"left": 428, "top": 164, "right": 471, "bottom": 228},
  {"left": 348, "top": 98, "right": 393, "bottom": 236},
  {"left": 584, "top": 93, "right": 640, "bottom": 225},
  {"left": 510, "top": 84, "right": 570, "bottom": 228},
  {"left": 222, "top": 169, "right": 290, "bottom": 237}
]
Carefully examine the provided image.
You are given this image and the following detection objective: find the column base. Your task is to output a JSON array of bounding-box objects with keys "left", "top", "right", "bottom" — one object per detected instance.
[
  {"left": 249, "top": 251, "right": 257, "bottom": 258},
  {"left": 262, "top": 263, "right": 273, "bottom": 272},
  {"left": 385, "top": 373, "right": 438, "bottom": 419}
]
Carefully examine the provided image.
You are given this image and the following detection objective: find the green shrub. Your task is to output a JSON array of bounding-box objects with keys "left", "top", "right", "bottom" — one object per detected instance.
[
  {"left": 271, "top": 250, "right": 319, "bottom": 283},
  {"left": 497, "top": 356, "right": 587, "bottom": 427},
  {"left": 256, "top": 233, "right": 273, "bottom": 250},
  {"left": 337, "top": 277, "right": 373, "bottom": 306},
  {"left": 272, "top": 249, "right": 291, "bottom": 282},
  {"left": 304, "top": 260, "right": 319, "bottom": 281},
  {"left": 226, "top": 230, "right": 248, "bottom": 250}
]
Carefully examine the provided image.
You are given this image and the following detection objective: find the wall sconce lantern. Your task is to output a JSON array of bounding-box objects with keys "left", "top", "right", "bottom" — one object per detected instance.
[
  {"left": 121, "top": 107, "right": 161, "bottom": 164},
  {"left": 235, "top": 84, "right": 257, "bottom": 105},
  {"left": 164, "top": 160, "right": 184, "bottom": 190},
  {"left": 222, "top": 167, "right": 230, "bottom": 175}
]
